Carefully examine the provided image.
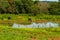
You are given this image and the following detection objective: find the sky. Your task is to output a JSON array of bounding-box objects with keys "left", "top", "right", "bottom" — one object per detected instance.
[{"left": 40, "top": 0, "right": 58, "bottom": 2}]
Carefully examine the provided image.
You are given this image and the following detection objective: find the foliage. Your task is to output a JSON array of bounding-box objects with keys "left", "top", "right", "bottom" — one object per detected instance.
[
  {"left": 48, "top": 2, "right": 60, "bottom": 15},
  {"left": 0, "top": 0, "right": 60, "bottom": 15}
]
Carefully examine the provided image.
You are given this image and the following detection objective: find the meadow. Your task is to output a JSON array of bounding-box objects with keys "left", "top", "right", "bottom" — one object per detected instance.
[
  {"left": 0, "top": 14, "right": 60, "bottom": 40},
  {"left": 0, "top": 26, "right": 60, "bottom": 40},
  {"left": 0, "top": 14, "right": 60, "bottom": 20},
  {"left": 0, "top": 14, "right": 60, "bottom": 26}
]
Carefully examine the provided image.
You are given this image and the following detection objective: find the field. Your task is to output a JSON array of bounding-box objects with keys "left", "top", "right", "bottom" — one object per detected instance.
[
  {"left": 0, "top": 14, "right": 60, "bottom": 20},
  {"left": 0, "top": 26, "right": 60, "bottom": 40},
  {"left": 0, "top": 14, "right": 60, "bottom": 40},
  {"left": 0, "top": 14, "right": 60, "bottom": 26}
]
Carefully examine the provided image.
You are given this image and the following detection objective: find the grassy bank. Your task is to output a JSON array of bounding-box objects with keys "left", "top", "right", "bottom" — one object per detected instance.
[
  {"left": 0, "top": 14, "right": 60, "bottom": 20},
  {"left": 0, "top": 14, "right": 60, "bottom": 26},
  {"left": 0, "top": 27, "right": 60, "bottom": 40}
]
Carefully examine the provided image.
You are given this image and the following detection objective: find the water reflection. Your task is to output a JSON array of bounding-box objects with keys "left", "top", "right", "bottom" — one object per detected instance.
[{"left": 13, "top": 22, "right": 59, "bottom": 28}]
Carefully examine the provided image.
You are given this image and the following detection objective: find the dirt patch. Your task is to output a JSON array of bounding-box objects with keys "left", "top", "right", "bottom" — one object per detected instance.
[
  {"left": 30, "top": 36, "right": 38, "bottom": 40},
  {"left": 48, "top": 36, "right": 60, "bottom": 40},
  {"left": 30, "top": 37, "right": 38, "bottom": 40}
]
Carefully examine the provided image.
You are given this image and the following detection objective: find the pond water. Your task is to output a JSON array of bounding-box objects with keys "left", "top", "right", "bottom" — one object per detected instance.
[{"left": 13, "top": 22, "right": 60, "bottom": 28}]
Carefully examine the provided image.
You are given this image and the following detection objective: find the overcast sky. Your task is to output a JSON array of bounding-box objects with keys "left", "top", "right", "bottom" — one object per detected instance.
[{"left": 40, "top": 0, "right": 58, "bottom": 1}]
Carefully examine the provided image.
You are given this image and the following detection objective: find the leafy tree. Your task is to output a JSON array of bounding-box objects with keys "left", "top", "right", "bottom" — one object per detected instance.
[
  {"left": 14, "top": 0, "right": 39, "bottom": 15},
  {"left": 48, "top": 2, "right": 60, "bottom": 15},
  {"left": 7, "top": 0, "right": 18, "bottom": 14}
]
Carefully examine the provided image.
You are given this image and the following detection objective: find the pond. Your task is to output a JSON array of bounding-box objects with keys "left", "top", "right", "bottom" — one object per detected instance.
[{"left": 13, "top": 22, "right": 60, "bottom": 28}]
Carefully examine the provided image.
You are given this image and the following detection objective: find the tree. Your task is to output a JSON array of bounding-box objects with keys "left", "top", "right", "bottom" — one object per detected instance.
[
  {"left": 14, "top": 0, "right": 39, "bottom": 14},
  {"left": 7, "top": 0, "right": 17, "bottom": 14},
  {"left": 48, "top": 2, "right": 60, "bottom": 15}
]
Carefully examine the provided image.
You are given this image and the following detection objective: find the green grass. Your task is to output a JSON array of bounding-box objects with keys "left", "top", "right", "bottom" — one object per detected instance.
[
  {"left": 0, "top": 26, "right": 60, "bottom": 40},
  {"left": 0, "top": 14, "right": 60, "bottom": 20},
  {"left": 0, "top": 14, "right": 60, "bottom": 26}
]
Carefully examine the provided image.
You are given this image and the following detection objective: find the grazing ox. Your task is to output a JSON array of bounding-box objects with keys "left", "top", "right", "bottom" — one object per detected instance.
[{"left": 28, "top": 17, "right": 32, "bottom": 22}]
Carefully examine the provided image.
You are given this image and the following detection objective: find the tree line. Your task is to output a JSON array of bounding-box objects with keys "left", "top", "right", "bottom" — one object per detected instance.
[{"left": 0, "top": 0, "right": 60, "bottom": 15}]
